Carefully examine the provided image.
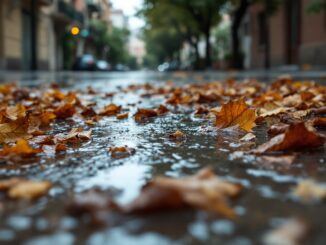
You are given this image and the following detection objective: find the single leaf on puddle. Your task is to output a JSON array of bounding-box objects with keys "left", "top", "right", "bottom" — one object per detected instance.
[
  {"left": 252, "top": 122, "right": 325, "bottom": 154},
  {"left": 292, "top": 179, "right": 326, "bottom": 202},
  {"left": 215, "top": 99, "right": 256, "bottom": 132},
  {"left": 263, "top": 218, "right": 309, "bottom": 245},
  {"left": 122, "top": 167, "right": 242, "bottom": 219}
]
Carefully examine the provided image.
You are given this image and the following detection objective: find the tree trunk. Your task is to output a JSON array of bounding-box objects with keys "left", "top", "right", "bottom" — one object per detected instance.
[
  {"left": 205, "top": 28, "right": 211, "bottom": 68},
  {"left": 231, "top": 0, "right": 250, "bottom": 69}
]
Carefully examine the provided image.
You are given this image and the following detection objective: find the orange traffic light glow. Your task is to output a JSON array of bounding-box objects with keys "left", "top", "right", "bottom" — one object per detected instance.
[{"left": 71, "top": 26, "right": 80, "bottom": 36}]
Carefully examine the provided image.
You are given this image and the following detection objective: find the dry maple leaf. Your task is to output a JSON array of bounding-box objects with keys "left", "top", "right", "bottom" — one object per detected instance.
[
  {"left": 215, "top": 99, "right": 256, "bottom": 132},
  {"left": 252, "top": 122, "right": 325, "bottom": 154},
  {"left": 0, "top": 120, "right": 30, "bottom": 144},
  {"left": 0, "top": 139, "right": 42, "bottom": 156},
  {"left": 123, "top": 167, "right": 242, "bottom": 219}
]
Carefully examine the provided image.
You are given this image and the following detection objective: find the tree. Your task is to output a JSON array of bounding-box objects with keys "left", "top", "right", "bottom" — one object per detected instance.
[
  {"left": 88, "top": 20, "right": 131, "bottom": 66},
  {"left": 139, "top": 0, "right": 201, "bottom": 68},
  {"left": 139, "top": 0, "right": 226, "bottom": 68},
  {"left": 170, "top": 0, "right": 225, "bottom": 67}
]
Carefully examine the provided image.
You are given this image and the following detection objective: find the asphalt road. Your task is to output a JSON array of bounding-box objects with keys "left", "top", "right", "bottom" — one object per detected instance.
[{"left": 0, "top": 71, "right": 325, "bottom": 245}]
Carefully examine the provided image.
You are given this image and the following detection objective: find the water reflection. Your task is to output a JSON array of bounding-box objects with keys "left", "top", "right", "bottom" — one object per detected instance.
[{"left": 76, "top": 164, "right": 152, "bottom": 204}]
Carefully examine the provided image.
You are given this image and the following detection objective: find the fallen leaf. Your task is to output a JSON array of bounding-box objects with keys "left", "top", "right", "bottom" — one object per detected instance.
[
  {"left": 0, "top": 178, "right": 23, "bottom": 191},
  {"left": 252, "top": 122, "right": 325, "bottom": 154},
  {"left": 8, "top": 180, "right": 52, "bottom": 200},
  {"left": 5, "top": 104, "right": 26, "bottom": 121},
  {"left": 0, "top": 139, "right": 42, "bottom": 156},
  {"left": 263, "top": 218, "right": 309, "bottom": 245},
  {"left": 215, "top": 99, "right": 256, "bottom": 132},
  {"left": 134, "top": 108, "right": 158, "bottom": 122},
  {"left": 123, "top": 167, "right": 242, "bottom": 218},
  {"left": 0, "top": 120, "right": 30, "bottom": 144},
  {"left": 116, "top": 113, "right": 128, "bottom": 120},
  {"left": 168, "top": 130, "right": 186, "bottom": 140},
  {"left": 108, "top": 146, "right": 136, "bottom": 159},
  {"left": 54, "top": 103, "right": 76, "bottom": 119},
  {"left": 99, "top": 104, "right": 121, "bottom": 116},
  {"left": 55, "top": 128, "right": 92, "bottom": 143},
  {"left": 293, "top": 179, "right": 326, "bottom": 202}
]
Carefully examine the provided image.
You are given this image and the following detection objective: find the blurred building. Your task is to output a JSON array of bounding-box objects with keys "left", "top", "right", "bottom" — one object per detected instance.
[
  {"left": 243, "top": 0, "right": 326, "bottom": 69},
  {"left": 128, "top": 31, "right": 145, "bottom": 65},
  {"left": 0, "top": 0, "right": 86, "bottom": 71},
  {"left": 111, "top": 9, "right": 128, "bottom": 29}
]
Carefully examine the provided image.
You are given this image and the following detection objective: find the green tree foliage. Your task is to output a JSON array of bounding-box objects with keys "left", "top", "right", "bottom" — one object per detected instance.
[
  {"left": 140, "top": 0, "right": 226, "bottom": 69},
  {"left": 89, "top": 20, "right": 134, "bottom": 66}
]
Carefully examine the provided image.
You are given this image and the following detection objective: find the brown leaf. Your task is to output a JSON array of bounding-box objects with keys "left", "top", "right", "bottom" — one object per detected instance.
[
  {"left": 108, "top": 146, "right": 136, "bottom": 159},
  {"left": 5, "top": 104, "right": 26, "bottom": 121},
  {"left": 252, "top": 122, "right": 325, "bottom": 154},
  {"left": 168, "top": 130, "right": 186, "bottom": 140},
  {"left": 0, "top": 120, "right": 30, "bottom": 144},
  {"left": 0, "top": 139, "right": 42, "bottom": 156},
  {"left": 99, "top": 104, "right": 121, "bottom": 116},
  {"left": 215, "top": 99, "right": 256, "bottom": 132},
  {"left": 116, "top": 113, "right": 129, "bottom": 120},
  {"left": 8, "top": 180, "right": 52, "bottom": 200},
  {"left": 54, "top": 103, "right": 76, "bottom": 119},
  {"left": 54, "top": 128, "right": 92, "bottom": 143},
  {"left": 134, "top": 108, "right": 158, "bottom": 122},
  {"left": 123, "top": 167, "right": 242, "bottom": 218}
]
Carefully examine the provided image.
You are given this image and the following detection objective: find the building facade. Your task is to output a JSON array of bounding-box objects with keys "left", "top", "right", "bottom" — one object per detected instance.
[
  {"left": 0, "top": 0, "right": 86, "bottom": 71},
  {"left": 244, "top": 0, "right": 326, "bottom": 69}
]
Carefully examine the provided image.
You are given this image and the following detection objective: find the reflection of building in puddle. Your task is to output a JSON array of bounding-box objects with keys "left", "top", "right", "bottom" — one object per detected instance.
[{"left": 76, "top": 164, "right": 152, "bottom": 204}]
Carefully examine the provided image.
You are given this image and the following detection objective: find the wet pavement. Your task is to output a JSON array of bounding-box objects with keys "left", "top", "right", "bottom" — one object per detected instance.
[{"left": 0, "top": 71, "right": 325, "bottom": 245}]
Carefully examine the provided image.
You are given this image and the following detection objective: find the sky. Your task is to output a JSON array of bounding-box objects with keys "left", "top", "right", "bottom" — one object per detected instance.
[{"left": 110, "top": 0, "right": 145, "bottom": 30}]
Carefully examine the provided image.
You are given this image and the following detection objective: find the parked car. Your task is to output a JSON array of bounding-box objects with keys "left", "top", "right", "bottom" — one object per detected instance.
[
  {"left": 96, "top": 60, "right": 111, "bottom": 71},
  {"left": 72, "top": 54, "right": 96, "bottom": 71}
]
